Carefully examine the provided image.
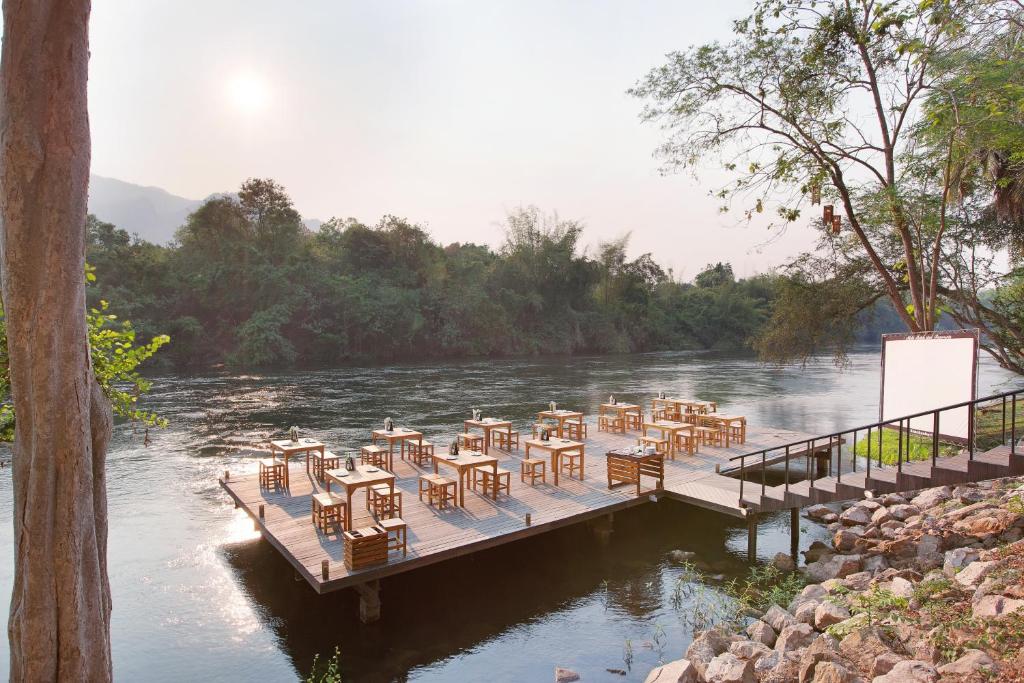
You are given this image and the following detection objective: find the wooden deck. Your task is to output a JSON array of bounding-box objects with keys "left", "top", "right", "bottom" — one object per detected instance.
[{"left": 219, "top": 422, "right": 816, "bottom": 594}]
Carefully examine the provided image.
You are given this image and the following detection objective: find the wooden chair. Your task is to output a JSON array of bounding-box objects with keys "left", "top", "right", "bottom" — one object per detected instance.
[
  {"left": 360, "top": 444, "right": 388, "bottom": 468},
  {"left": 311, "top": 450, "right": 340, "bottom": 482},
  {"left": 559, "top": 451, "right": 584, "bottom": 479},
  {"left": 311, "top": 492, "right": 346, "bottom": 532},
  {"left": 378, "top": 517, "right": 408, "bottom": 557},
  {"left": 492, "top": 429, "right": 520, "bottom": 451},
  {"left": 598, "top": 415, "right": 625, "bottom": 433},
  {"left": 638, "top": 436, "right": 669, "bottom": 457},
  {"left": 259, "top": 459, "right": 285, "bottom": 489},
  {"left": 367, "top": 484, "right": 402, "bottom": 519},
  {"left": 674, "top": 430, "right": 697, "bottom": 456},
  {"left": 407, "top": 440, "right": 434, "bottom": 465},
  {"left": 565, "top": 420, "right": 588, "bottom": 440},
  {"left": 458, "top": 432, "right": 484, "bottom": 451},
  {"left": 473, "top": 467, "right": 512, "bottom": 496},
  {"left": 520, "top": 457, "right": 546, "bottom": 485}
]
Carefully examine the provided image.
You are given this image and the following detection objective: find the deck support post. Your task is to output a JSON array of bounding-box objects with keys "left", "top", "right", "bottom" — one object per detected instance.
[
  {"left": 355, "top": 580, "right": 381, "bottom": 623},
  {"left": 746, "top": 512, "right": 758, "bottom": 564},
  {"left": 814, "top": 452, "right": 829, "bottom": 478},
  {"left": 590, "top": 513, "right": 614, "bottom": 546},
  {"left": 790, "top": 508, "right": 800, "bottom": 564}
]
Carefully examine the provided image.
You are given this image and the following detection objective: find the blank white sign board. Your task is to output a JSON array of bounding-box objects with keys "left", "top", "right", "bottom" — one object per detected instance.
[{"left": 880, "top": 331, "right": 978, "bottom": 441}]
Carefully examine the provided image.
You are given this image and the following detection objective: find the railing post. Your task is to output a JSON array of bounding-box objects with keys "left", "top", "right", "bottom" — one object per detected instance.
[
  {"left": 761, "top": 451, "right": 766, "bottom": 497},
  {"left": 738, "top": 455, "right": 744, "bottom": 504},
  {"left": 877, "top": 425, "right": 883, "bottom": 468},
  {"left": 932, "top": 411, "right": 940, "bottom": 467},
  {"left": 808, "top": 440, "right": 815, "bottom": 489},
  {"left": 836, "top": 435, "right": 842, "bottom": 483},
  {"left": 784, "top": 445, "right": 790, "bottom": 493},
  {"left": 866, "top": 426, "right": 872, "bottom": 478},
  {"left": 851, "top": 429, "right": 857, "bottom": 473},
  {"left": 969, "top": 402, "right": 975, "bottom": 460},
  {"left": 1002, "top": 396, "right": 1007, "bottom": 444},
  {"left": 1013, "top": 394, "right": 1018, "bottom": 455},
  {"left": 897, "top": 419, "right": 903, "bottom": 473}
]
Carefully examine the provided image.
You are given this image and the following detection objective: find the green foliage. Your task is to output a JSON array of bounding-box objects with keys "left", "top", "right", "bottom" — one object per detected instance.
[
  {"left": 306, "top": 647, "right": 342, "bottom": 683},
  {"left": 849, "top": 587, "right": 909, "bottom": 626},
  {"left": 852, "top": 429, "right": 959, "bottom": 465},
  {"left": 86, "top": 181, "right": 781, "bottom": 369},
  {"left": 0, "top": 276, "right": 169, "bottom": 441}
]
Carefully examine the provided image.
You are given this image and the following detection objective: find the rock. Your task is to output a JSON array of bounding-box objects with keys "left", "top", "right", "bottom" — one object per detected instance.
[
  {"left": 822, "top": 513, "right": 839, "bottom": 524},
  {"left": 943, "top": 547, "right": 980, "bottom": 575},
  {"left": 951, "top": 485, "right": 988, "bottom": 504},
  {"left": 937, "top": 648, "right": 998, "bottom": 676},
  {"left": 840, "top": 571, "right": 872, "bottom": 591},
  {"left": 915, "top": 535, "right": 944, "bottom": 571},
  {"left": 888, "top": 504, "right": 920, "bottom": 521},
  {"left": 704, "top": 653, "right": 754, "bottom": 683},
  {"left": 955, "top": 560, "right": 997, "bottom": 587},
  {"left": 804, "top": 541, "right": 834, "bottom": 564},
  {"left": 644, "top": 658, "right": 698, "bottom": 683},
  {"left": 839, "top": 506, "right": 873, "bottom": 526},
  {"left": 863, "top": 555, "right": 889, "bottom": 575},
  {"left": 800, "top": 584, "right": 830, "bottom": 601},
  {"left": 772, "top": 552, "right": 796, "bottom": 573},
  {"left": 555, "top": 667, "right": 580, "bottom": 682},
  {"left": 806, "top": 504, "right": 834, "bottom": 521},
  {"left": 752, "top": 650, "right": 781, "bottom": 677},
  {"left": 972, "top": 595, "right": 1024, "bottom": 618},
  {"left": 872, "top": 659, "right": 938, "bottom": 683},
  {"left": 870, "top": 652, "right": 904, "bottom": 677},
  {"left": 798, "top": 633, "right": 840, "bottom": 682},
  {"left": 728, "top": 640, "right": 771, "bottom": 662},
  {"left": 745, "top": 620, "right": 777, "bottom": 647},
  {"left": 794, "top": 599, "right": 820, "bottom": 625},
  {"left": 911, "top": 486, "right": 952, "bottom": 509},
  {"left": 763, "top": 605, "right": 797, "bottom": 633},
  {"left": 890, "top": 576, "right": 914, "bottom": 599},
  {"left": 686, "top": 629, "right": 732, "bottom": 678},
  {"left": 811, "top": 661, "right": 851, "bottom": 683},
  {"left": 881, "top": 493, "right": 908, "bottom": 506},
  {"left": 859, "top": 500, "right": 883, "bottom": 512},
  {"left": 668, "top": 550, "right": 696, "bottom": 563},
  {"left": 838, "top": 627, "right": 897, "bottom": 673},
  {"left": 871, "top": 507, "right": 894, "bottom": 525},
  {"left": 833, "top": 528, "right": 863, "bottom": 552},
  {"left": 775, "top": 623, "right": 815, "bottom": 653},
  {"left": 814, "top": 601, "right": 851, "bottom": 629},
  {"left": 804, "top": 554, "right": 861, "bottom": 582}
]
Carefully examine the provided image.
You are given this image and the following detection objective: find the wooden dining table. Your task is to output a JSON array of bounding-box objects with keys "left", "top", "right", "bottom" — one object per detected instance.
[
  {"left": 432, "top": 451, "right": 499, "bottom": 506},
  {"left": 599, "top": 403, "right": 641, "bottom": 433},
  {"left": 535, "top": 409, "right": 584, "bottom": 438},
  {"left": 705, "top": 414, "right": 746, "bottom": 447},
  {"left": 461, "top": 418, "right": 512, "bottom": 455},
  {"left": 524, "top": 437, "right": 585, "bottom": 486},
  {"left": 642, "top": 420, "right": 695, "bottom": 457},
  {"left": 371, "top": 427, "right": 423, "bottom": 463},
  {"left": 325, "top": 464, "right": 396, "bottom": 531},
  {"left": 269, "top": 438, "right": 325, "bottom": 488},
  {"left": 651, "top": 398, "right": 717, "bottom": 419}
]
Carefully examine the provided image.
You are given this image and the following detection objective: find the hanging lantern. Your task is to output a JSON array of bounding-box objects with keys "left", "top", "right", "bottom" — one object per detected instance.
[
  {"left": 810, "top": 184, "right": 821, "bottom": 205},
  {"left": 831, "top": 215, "right": 842, "bottom": 234},
  {"left": 823, "top": 205, "right": 834, "bottom": 225}
]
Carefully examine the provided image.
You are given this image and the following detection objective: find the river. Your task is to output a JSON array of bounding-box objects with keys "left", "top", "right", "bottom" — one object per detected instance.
[{"left": 0, "top": 349, "right": 1019, "bottom": 681}]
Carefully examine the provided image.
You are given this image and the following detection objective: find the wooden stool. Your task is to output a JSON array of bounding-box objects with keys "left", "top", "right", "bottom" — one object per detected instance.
[
  {"left": 367, "top": 484, "right": 402, "bottom": 519},
  {"left": 696, "top": 425, "right": 723, "bottom": 447},
  {"left": 565, "top": 421, "right": 588, "bottom": 440},
  {"left": 520, "top": 458, "right": 546, "bottom": 485},
  {"left": 728, "top": 422, "right": 744, "bottom": 443},
  {"left": 378, "top": 517, "right": 408, "bottom": 556},
  {"left": 638, "top": 436, "right": 669, "bottom": 457},
  {"left": 407, "top": 440, "right": 434, "bottom": 465},
  {"left": 625, "top": 412, "right": 642, "bottom": 431},
  {"left": 458, "top": 433, "right": 484, "bottom": 451},
  {"left": 360, "top": 445, "right": 389, "bottom": 469},
  {"left": 674, "top": 431, "right": 697, "bottom": 456},
  {"left": 311, "top": 450, "right": 340, "bottom": 482},
  {"left": 430, "top": 477, "right": 458, "bottom": 508},
  {"left": 419, "top": 473, "right": 443, "bottom": 502},
  {"left": 492, "top": 430, "right": 520, "bottom": 451},
  {"left": 598, "top": 415, "right": 624, "bottom": 433},
  {"left": 473, "top": 467, "right": 512, "bottom": 496},
  {"left": 560, "top": 452, "right": 584, "bottom": 479},
  {"left": 259, "top": 459, "right": 285, "bottom": 489},
  {"left": 311, "top": 492, "right": 346, "bottom": 532}
]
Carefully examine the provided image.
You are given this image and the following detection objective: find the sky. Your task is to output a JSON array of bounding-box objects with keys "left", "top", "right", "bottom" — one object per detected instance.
[{"left": 88, "top": 0, "right": 819, "bottom": 279}]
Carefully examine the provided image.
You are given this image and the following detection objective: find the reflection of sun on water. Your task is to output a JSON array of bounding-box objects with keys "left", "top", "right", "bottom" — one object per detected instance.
[{"left": 225, "top": 507, "right": 263, "bottom": 545}]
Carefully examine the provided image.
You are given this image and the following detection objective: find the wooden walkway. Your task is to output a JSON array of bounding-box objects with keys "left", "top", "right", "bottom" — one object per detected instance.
[{"left": 219, "top": 422, "right": 816, "bottom": 594}]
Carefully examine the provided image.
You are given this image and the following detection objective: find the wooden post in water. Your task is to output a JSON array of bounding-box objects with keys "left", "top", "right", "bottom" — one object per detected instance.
[
  {"left": 356, "top": 580, "right": 381, "bottom": 623},
  {"left": 590, "top": 513, "right": 614, "bottom": 546},
  {"left": 790, "top": 508, "right": 800, "bottom": 563},
  {"left": 321, "top": 560, "right": 329, "bottom": 581},
  {"left": 747, "top": 512, "right": 758, "bottom": 563}
]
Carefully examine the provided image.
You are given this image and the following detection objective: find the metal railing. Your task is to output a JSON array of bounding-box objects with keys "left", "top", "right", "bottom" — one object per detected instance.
[{"left": 730, "top": 387, "right": 1024, "bottom": 507}]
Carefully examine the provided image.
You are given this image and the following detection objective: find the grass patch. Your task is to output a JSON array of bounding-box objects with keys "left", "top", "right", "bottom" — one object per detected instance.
[{"left": 852, "top": 429, "right": 959, "bottom": 465}]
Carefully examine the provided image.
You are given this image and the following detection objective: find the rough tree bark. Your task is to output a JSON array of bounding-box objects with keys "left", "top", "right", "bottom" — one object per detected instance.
[{"left": 0, "top": 1, "right": 113, "bottom": 681}]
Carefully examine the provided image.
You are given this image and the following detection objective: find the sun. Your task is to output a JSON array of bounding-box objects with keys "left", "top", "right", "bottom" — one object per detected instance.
[{"left": 226, "top": 71, "right": 270, "bottom": 114}]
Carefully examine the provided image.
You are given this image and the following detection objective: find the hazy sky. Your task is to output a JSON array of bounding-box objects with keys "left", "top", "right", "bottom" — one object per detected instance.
[{"left": 88, "top": 1, "right": 818, "bottom": 278}]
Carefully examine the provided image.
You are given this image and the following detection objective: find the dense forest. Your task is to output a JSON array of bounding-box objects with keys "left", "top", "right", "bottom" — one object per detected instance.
[{"left": 85, "top": 178, "right": 902, "bottom": 370}]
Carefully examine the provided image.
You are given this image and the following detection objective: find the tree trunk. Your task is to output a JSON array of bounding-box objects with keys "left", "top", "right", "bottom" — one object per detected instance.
[{"left": 0, "top": 1, "right": 112, "bottom": 681}]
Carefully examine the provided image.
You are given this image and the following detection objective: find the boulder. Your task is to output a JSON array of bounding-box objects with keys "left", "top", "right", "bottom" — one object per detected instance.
[
  {"left": 872, "top": 659, "right": 938, "bottom": 683},
  {"left": 833, "top": 528, "right": 862, "bottom": 552},
  {"left": 793, "top": 599, "right": 820, "bottom": 625},
  {"left": 888, "top": 504, "right": 920, "bottom": 521},
  {"left": 821, "top": 513, "right": 839, "bottom": 524},
  {"left": 871, "top": 507, "right": 894, "bottom": 525},
  {"left": 686, "top": 629, "right": 732, "bottom": 678},
  {"left": 643, "top": 658, "right": 699, "bottom": 683},
  {"left": 870, "top": 652, "right": 905, "bottom": 678},
  {"left": 728, "top": 640, "right": 771, "bottom": 662},
  {"left": 862, "top": 555, "right": 889, "bottom": 575},
  {"left": 859, "top": 500, "right": 883, "bottom": 512},
  {"left": 745, "top": 619, "right": 776, "bottom": 647},
  {"left": 763, "top": 605, "right": 797, "bottom": 633},
  {"left": 797, "top": 633, "right": 840, "bottom": 681},
  {"left": 911, "top": 486, "right": 952, "bottom": 509},
  {"left": 838, "top": 627, "right": 897, "bottom": 673},
  {"left": 840, "top": 571, "right": 872, "bottom": 591},
  {"left": 772, "top": 552, "right": 796, "bottom": 573},
  {"left": 880, "top": 493, "right": 908, "bottom": 506},
  {"left": 804, "top": 541, "right": 834, "bottom": 564},
  {"left": 806, "top": 504, "right": 834, "bottom": 521},
  {"left": 839, "top": 506, "right": 873, "bottom": 526},
  {"left": 972, "top": 595, "right": 1024, "bottom": 618},
  {"left": 943, "top": 547, "right": 980, "bottom": 575},
  {"left": 955, "top": 560, "right": 997, "bottom": 587},
  {"left": 703, "top": 653, "right": 754, "bottom": 683},
  {"left": 951, "top": 485, "right": 988, "bottom": 504},
  {"left": 804, "top": 555, "right": 861, "bottom": 583},
  {"left": 554, "top": 667, "right": 580, "bottom": 682},
  {"left": 890, "top": 576, "right": 915, "bottom": 599},
  {"left": 814, "top": 601, "right": 851, "bottom": 630},
  {"left": 811, "top": 661, "right": 851, "bottom": 683},
  {"left": 775, "top": 623, "right": 815, "bottom": 653},
  {"left": 751, "top": 650, "right": 781, "bottom": 678},
  {"left": 937, "top": 648, "right": 998, "bottom": 676}
]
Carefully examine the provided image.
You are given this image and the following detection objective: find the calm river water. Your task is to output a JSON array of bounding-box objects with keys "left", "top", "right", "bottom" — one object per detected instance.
[{"left": 0, "top": 349, "right": 1019, "bottom": 681}]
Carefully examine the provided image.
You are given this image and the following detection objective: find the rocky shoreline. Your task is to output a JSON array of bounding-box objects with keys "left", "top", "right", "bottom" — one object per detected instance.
[{"left": 643, "top": 477, "right": 1024, "bottom": 683}]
